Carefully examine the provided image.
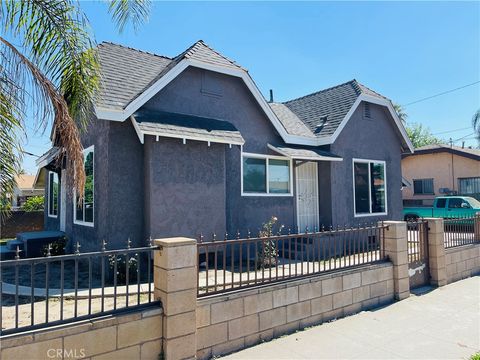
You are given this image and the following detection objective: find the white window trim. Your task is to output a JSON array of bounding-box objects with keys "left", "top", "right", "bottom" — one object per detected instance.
[
  {"left": 47, "top": 171, "right": 58, "bottom": 218},
  {"left": 352, "top": 158, "right": 388, "bottom": 217},
  {"left": 73, "top": 145, "right": 94, "bottom": 227},
  {"left": 241, "top": 151, "right": 293, "bottom": 197}
]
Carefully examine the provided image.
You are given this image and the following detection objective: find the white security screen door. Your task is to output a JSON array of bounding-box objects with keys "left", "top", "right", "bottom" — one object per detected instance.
[
  {"left": 296, "top": 161, "right": 319, "bottom": 232},
  {"left": 60, "top": 169, "right": 66, "bottom": 231}
]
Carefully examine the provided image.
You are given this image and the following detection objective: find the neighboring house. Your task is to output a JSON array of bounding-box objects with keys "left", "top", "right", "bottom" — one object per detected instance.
[
  {"left": 10, "top": 174, "right": 44, "bottom": 209},
  {"left": 37, "top": 41, "right": 413, "bottom": 251},
  {"left": 402, "top": 144, "right": 480, "bottom": 206}
]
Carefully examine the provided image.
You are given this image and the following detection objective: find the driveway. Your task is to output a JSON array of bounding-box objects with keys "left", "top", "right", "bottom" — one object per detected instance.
[{"left": 223, "top": 276, "right": 480, "bottom": 359}]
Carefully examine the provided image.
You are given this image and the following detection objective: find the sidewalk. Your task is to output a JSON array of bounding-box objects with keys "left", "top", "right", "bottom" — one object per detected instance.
[{"left": 223, "top": 276, "right": 480, "bottom": 359}]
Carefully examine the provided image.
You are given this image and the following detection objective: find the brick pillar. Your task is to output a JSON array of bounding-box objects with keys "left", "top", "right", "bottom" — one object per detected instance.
[
  {"left": 154, "top": 238, "right": 197, "bottom": 360},
  {"left": 381, "top": 221, "right": 410, "bottom": 300},
  {"left": 425, "top": 218, "right": 447, "bottom": 287}
]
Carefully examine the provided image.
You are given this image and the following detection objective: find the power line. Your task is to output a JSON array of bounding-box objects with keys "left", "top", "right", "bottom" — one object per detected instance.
[
  {"left": 431, "top": 126, "right": 473, "bottom": 135},
  {"left": 402, "top": 81, "right": 480, "bottom": 107}
]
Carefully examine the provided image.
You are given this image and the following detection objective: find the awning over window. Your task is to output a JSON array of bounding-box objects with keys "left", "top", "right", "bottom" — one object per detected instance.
[
  {"left": 268, "top": 144, "right": 343, "bottom": 162},
  {"left": 131, "top": 110, "right": 245, "bottom": 146}
]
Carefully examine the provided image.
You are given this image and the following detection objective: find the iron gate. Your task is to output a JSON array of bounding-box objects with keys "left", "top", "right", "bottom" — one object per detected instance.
[{"left": 407, "top": 220, "right": 429, "bottom": 288}]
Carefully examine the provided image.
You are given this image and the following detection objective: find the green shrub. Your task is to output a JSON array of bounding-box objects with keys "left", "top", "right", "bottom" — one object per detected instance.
[
  {"left": 471, "top": 353, "right": 480, "bottom": 360},
  {"left": 22, "top": 196, "right": 44, "bottom": 211},
  {"left": 257, "top": 216, "right": 284, "bottom": 269}
]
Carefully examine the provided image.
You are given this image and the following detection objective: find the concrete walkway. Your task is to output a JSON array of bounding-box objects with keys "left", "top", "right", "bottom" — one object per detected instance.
[{"left": 224, "top": 277, "right": 480, "bottom": 359}]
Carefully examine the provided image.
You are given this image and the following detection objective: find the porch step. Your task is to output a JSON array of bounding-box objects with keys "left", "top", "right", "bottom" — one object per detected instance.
[
  {"left": 6, "top": 239, "right": 25, "bottom": 251},
  {"left": 0, "top": 246, "right": 16, "bottom": 260}
]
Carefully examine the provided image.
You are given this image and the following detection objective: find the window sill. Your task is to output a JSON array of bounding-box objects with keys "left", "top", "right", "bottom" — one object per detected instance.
[
  {"left": 47, "top": 214, "right": 58, "bottom": 219},
  {"left": 354, "top": 212, "right": 388, "bottom": 218},
  {"left": 73, "top": 220, "right": 94, "bottom": 228},
  {"left": 241, "top": 193, "right": 293, "bottom": 197}
]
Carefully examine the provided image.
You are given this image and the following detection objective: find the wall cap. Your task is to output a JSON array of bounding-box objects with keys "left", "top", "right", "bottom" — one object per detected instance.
[{"left": 155, "top": 237, "right": 197, "bottom": 247}]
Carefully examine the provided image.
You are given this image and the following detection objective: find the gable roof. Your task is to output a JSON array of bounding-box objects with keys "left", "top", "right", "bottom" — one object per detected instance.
[
  {"left": 94, "top": 41, "right": 413, "bottom": 152},
  {"left": 15, "top": 175, "right": 36, "bottom": 190},
  {"left": 97, "top": 40, "right": 243, "bottom": 112},
  {"left": 279, "top": 80, "right": 386, "bottom": 138},
  {"left": 403, "top": 144, "right": 480, "bottom": 161}
]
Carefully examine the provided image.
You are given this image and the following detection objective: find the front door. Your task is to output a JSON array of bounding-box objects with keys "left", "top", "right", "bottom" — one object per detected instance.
[
  {"left": 296, "top": 161, "right": 319, "bottom": 232},
  {"left": 60, "top": 169, "right": 66, "bottom": 232}
]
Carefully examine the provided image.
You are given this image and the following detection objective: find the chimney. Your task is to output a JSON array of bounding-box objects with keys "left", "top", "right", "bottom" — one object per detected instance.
[{"left": 269, "top": 89, "right": 274, "bottom": 103}]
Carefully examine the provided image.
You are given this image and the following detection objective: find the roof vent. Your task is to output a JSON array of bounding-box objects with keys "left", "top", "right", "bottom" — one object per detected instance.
[
  {"left": 315, "top": 116, "right": 328, "bottom": 133},
  {"left": 364, "top": 102, "right": 371, "bottom": 119}
]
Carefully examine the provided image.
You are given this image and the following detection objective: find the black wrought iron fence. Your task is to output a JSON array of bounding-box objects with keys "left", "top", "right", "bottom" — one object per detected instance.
[
  {"left": 197, "top": 223, "right": 388, "bottom": 297},
  {"left": 0, "top": 240, "right": 158, "bottom": 336},
  {"left": 444, "top": 214, "right": 480, "bottom": 248},
  {"left": 406, "top": 220, "right": 429, "bottom": 263}
]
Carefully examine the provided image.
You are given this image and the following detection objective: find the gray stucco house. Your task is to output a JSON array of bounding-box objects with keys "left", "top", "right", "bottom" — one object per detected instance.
[{"left": 37, "top": 40, "right": 413, "bottom": 251}]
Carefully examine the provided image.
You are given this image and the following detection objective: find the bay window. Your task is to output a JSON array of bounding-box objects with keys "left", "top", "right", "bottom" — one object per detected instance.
[{"left": 353, "top": 159, "right": 387, "bottom": 216}]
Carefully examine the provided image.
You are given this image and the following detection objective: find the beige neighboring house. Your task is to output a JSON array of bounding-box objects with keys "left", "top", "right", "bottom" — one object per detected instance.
[
  {"left": 402, "top": 144, "right": 480, "bottom": 206},
  {"left": 11, "top": 174, "right": 44, "bottom": 209}
]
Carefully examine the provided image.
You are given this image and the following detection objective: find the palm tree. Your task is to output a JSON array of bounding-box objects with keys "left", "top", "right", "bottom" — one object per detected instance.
[
  {"left": 473, "top": 109, "right": 480, "bottom": 142},
  {"left": 0, "top": 0, "right": 150, "bottom": 216},
  {"left": 393, "top": 103, "right": 408, "bottom": 124}
]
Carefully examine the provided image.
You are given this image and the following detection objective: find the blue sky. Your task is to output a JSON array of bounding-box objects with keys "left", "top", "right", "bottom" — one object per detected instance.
[{"left": 23, "top": 1, "right": 480, "bottom": 174}]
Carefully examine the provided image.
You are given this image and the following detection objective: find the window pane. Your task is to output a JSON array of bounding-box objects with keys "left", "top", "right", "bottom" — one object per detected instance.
[
  {"left": 75, "top": 200, "right": 83, "bottom": 221},
  {"left": 354, "top": 162, "right": 370, "bottom": 214},
  {"left": 243, "top": 157, "right": 266, "bottom": 193},
  {"left": 448, "top": 198, "right": 463, "bottom": 209},
  {"left": 84, "top": 151, "right": 94, "bottom": 222},
  {"left": 370, "top": 163, "right": 385, "bottom": 213},
  {"left": 423, "top": 179, "right": 434, "bottom": 194},
  {"left": 413, "top": 180, "right": 423, "bottom": 194},
  {"left": 268, "top": 159, "right": 290, "bottom": 193},
  {"left": 48, "top": 172, "right": 58, "bottom": 216}
]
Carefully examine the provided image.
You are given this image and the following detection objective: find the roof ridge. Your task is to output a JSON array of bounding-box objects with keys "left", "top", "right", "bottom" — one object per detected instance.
[
  {"left": 284, "top": 79, "right": 359, "bottom": 104},
  {"left": 99, "top": 41, "right": 172, "bottom": 60},
  {"left": 180, "top": 39, "right": 245, "bottom": 70}
]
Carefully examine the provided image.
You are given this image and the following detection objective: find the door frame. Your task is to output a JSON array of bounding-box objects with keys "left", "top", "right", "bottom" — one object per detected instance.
[{"left": 295, "top": 161, "right": 320, "bottom": 231}]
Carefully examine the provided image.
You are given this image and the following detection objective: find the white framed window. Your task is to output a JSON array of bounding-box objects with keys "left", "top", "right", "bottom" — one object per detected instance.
[
  {"left": 353, "top": 158, "right": 387, "bottom": 217},
  {"left": 241, "top": 152, "right": 293, "bottom": 196},
  {"left": 74, "top": 146, "right": 94, "bottom": 227},
  {"left": 47, "top": 171, "right": 59, "bottom": 218}
]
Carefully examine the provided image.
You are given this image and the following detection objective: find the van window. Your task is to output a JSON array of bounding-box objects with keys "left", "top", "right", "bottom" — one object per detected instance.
[{"left": 435, "top": 198, "right": 446, "bottom": 208}]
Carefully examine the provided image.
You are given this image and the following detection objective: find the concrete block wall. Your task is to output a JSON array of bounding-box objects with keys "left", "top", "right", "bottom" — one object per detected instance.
[
  {"left": 196, "top": 262, "right": 394, "bottom": 359},
  {"left": 0, "top": 307, "right": 163, "bottom": 360},
  {"left": 445, "top": 244, "right": 480, "bottom": 284}
]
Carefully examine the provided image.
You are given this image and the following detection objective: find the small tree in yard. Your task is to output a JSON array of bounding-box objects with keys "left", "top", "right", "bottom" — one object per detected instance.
[
  {"left": 22, "top": 196, "right": 44, "bottom": 211},
  {"left": 257, "top": 216, "right": 284, "bottom": 269}
]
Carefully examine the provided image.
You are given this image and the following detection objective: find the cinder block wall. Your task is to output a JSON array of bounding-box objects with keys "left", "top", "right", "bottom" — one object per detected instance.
[
  {"left": 196, "top": 262, "right": 394, "bottom": 359},
  {"left": 445, "top": 244, "right": 480, "bottom": 284},
  {"left": 0, "top": 307, "right": 163, "bottom": 360}
]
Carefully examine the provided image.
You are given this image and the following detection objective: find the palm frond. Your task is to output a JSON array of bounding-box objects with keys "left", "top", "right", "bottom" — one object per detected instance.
[
  {"left": 0, "top": 36, "right": 85, "bottom": 200},
  {"left": 108, "top": 0, "right": 151, "bottom": 33},
  {"left": 473, "top": 109, "right": 480, "bottom": 142}
]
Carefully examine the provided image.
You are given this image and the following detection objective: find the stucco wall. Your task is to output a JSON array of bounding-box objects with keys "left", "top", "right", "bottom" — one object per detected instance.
[
  {"left": 143, "top": 67, "right": 295, "bottom": 235},
  {"left": 402, "top": 152, "right": 480, "bottom": 202},
  {"left": 144, "top": 136, "right": 227, "bottom": 239},
  {"left": 196, "top": 262, "right": 394, "bottom": 359},
  {"left": 0, "top": 307, "right": 163, "bottom": 360},
  {"left": 329, "top": 102, "right": 404, "bottom": 225},
  {"left": 445, "top": 243, "right": 480, "bottom": 284}
]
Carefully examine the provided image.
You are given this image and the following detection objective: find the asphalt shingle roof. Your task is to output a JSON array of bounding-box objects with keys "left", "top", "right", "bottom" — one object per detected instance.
[
  {"left": 134, "top": 110, "right": 245, "bottom": 145},
  {"left": 97, "top": 40, "right": 243, "bottom": 111},
  {"left": 278, "top": 80, "right": 387, "bottom": 138},
  {"left": 406, "top": 144, "right": 480, "bottom": 160},
  {"left": 96, "top": 41, "right": 391, "bottom": 142}
]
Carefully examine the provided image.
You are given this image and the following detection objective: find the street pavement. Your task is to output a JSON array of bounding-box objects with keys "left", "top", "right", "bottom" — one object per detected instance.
[{"left": 223, "top": 276, "right": 480, "bottom": 359}]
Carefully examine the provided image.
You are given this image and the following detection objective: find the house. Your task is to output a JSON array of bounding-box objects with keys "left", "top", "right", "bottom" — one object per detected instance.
[
  {"left": 402, "top": 144, "right": 480, "bottom": 206},
  {"left": 37, "top": 41, "right": 413, "bottom": 251},
  {"left": 10, "top": 174, "right": 44, "bottom": 209}
]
